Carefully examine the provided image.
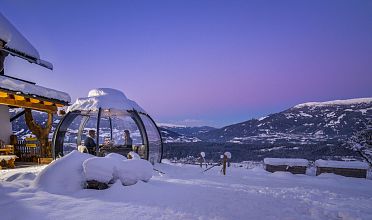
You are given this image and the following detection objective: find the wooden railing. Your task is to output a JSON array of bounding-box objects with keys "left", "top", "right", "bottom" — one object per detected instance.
[{"left": 14, "top": 140, "right": 41, "bottom": 162}]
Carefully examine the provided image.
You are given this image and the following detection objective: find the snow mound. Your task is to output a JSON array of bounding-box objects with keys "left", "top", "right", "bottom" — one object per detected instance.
[
  {"left": 105, "top": 152, "right": 128, "bottom": 161},
  {"left": 82, "top": 153, "right": 153, "bottom": 186},
  {"left": 294, "top": 97, "right": 372, "bottom": 109},
  {"left": 315, "top": 160, "right": 369, "bottom": 169},
  {"left": 67, "top": 88, "right": 145, "bottom": 113},
  {"left": 33, "top": 151, "right": 153, "bottom": 193},
  {"left": 264, "top": 158, "right": 309, "bottom": 167},
  {"left": 83, "top": 157, "right": 116, "bottom": 183},
  {"left": 33, "top": 150, "right": 94, "bottom": 194},
  {"left": 0, "top": 12, "right": 39, "bottom": 60},
  {"left": 117, "top": 159, "right": 153, "bottom": 186}
]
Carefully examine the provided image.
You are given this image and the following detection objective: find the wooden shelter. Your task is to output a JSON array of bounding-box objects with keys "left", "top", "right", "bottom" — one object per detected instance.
[
  {"left": 0, "top": 12, "right": 71, "bottom": 166},
  {"left": 264, "top": 158, "right": 308, "bottom": 174},
  {"left": 0, "top": 75, "right": 70, "bottom": 161},
  {"left": 315, "top": 159, "right": 369, "bottom": 178}
]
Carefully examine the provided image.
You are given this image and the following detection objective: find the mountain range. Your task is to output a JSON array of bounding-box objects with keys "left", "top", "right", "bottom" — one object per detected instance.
[
  {"left": 10, "top": 97, "right": 372, "bottom": 161},
  {"left": 160, "top": 98, "right": 372, "bottom": 145},
  {"left": 159, "top": 98, "right": 371, "bottom": 162}
]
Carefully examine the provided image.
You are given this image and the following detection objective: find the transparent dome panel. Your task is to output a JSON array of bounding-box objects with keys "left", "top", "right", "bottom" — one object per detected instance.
[
  {"left": 62, "top": 115, "right": 84, "bottom": 155},
  {"left": 110, "top": 115, "right": 143, "bottom": 146},
  {"left": 99, "top": 115, "right": 146, "bottom": 159},
  {"left": 139, "top": 114, "right": 162, "bottom": 163},
  {"left": 80, "top": 116, "right": 98, "bottom": 145}
]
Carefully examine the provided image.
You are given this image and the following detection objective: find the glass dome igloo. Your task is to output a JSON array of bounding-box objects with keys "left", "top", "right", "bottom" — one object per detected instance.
[{"left": 52, "top": 88, "right": 163, "bottom": 164}]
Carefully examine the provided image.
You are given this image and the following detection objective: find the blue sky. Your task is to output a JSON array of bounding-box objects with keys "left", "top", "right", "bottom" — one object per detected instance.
[{"left": 1, "top": 0, "right": 372, "bottom": 127}]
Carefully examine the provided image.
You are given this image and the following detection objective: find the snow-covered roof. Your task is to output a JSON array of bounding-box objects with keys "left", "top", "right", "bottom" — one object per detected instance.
[
  {"left": 315, "top": 159, "right": 369, "bottom": 169},
  {"left": 67, "top": 88, "right": 145, "bottom": 113},
  {"left": 294, "top": 98, "right": 372, "bottom": 109},
  {"left": 0, "top": 75, "right": 71, "bottom": 103},
  {"left": 0, "top": 12, "right": 52, "bottom": 69},
  {"left": 264, "top": 158, "right": 309, "bottom": 167}
]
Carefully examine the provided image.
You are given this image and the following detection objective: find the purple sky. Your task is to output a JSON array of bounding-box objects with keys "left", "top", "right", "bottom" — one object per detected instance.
[{"left": 1, "top": 0, "right": 372, "bottom": 127}]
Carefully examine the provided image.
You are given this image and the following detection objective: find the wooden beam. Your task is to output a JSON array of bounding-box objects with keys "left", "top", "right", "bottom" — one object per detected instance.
[
  {"left": 14, "top": 95, "right": 25, "bottom": 101},
  {"left": 0, "top": 92, "right": 7, "bottom": 98},
  {"left": 0, "top": 97, "right": 57, "bottom": 113},
  {"left": 30, "top": 98, "right": 40, "bottom": 103},
  {"left": 44, "top": 101, "right": 53, "bottom": 106},
  {"left": 0, "top": 88, "right": 68, "bottom": 107}
]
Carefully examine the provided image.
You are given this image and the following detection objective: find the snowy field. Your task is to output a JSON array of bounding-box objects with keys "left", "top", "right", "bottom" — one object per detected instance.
[{"left": 1, "top": 159, "right": 372, "bottom": 220}]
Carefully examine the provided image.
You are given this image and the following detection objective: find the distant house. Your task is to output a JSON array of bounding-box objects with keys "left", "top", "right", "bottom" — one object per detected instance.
[{"left": 264, "top": 158, "right": 308, "bottom": 174}]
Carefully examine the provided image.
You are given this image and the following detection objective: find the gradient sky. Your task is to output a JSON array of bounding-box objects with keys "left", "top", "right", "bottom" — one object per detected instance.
[{"left": 1, "top": 0, "right": 372, "bottom": 127}]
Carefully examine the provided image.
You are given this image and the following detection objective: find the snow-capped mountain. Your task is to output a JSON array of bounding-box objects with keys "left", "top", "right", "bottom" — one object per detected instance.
[
  {"left": 159, "top": 124, "right": 216, "bottom": 143},
  {"left": 159, "top": 125, "right": 216, "bottom": 143},
  {"left": 199, "top": 98, "right": 372, "bottom": 144}
]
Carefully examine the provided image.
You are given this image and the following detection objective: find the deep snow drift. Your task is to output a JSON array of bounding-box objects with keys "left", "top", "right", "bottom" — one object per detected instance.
[
  {"left": 67, "top": 88, "right": 145, "bottom": 113},
  {"left": 33, "top": 151, "right": 153, "bottom": 194},
  {"left": 1, "top": 158, "right": 372, "bottom": 220}
]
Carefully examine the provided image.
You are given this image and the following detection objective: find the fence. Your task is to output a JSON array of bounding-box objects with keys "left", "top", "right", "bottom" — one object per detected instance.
[{"left": 14, "top": 140, "right": 42, "bottom": 162}]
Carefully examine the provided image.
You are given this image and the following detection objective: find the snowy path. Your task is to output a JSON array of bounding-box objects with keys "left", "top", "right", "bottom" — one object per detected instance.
[{"left": 1, "top": 163, "right": 372, "bottom": 220}]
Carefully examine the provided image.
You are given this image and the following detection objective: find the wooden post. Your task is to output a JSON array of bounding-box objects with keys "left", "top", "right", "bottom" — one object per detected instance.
[
  {"left": 222, "top": 155, "right": 227, "bottom": 175},
  {"left": 24, "top": 108, "right": 53, "bottom": 157}
]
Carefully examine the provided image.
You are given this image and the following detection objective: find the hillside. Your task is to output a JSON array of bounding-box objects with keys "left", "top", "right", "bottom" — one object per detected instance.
[{"left": 197, "top": 98, "right": 372, "bottom": 144}]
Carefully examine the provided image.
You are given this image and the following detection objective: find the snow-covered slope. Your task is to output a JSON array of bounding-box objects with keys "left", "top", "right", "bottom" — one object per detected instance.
[
  {"left": 294, "top": 98, "right": 372, "bottom": 109},
  {"left": 1, "top": 162, "right": 372, "bottom": 219},
  {"left": 200, "top": 97, "right": 372, "bottom": 145},
  {"left": 159, "top": 125, "right": 216, "bottom": 143}
]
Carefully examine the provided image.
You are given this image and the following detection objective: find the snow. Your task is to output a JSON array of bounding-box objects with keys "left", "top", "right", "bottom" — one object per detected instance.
[
  {"left": 264, "top": 158, "right": 309, "bottom": 167},
  {"left": 83, "top": 157, "right": 116, "bottom": 183},
  {"left": 35, "top": 150, "right": 152, "bottom": 189},
  {"left": 294, "top": 97, "right": 372, "bottom": 108},
  {"left": 1, "top": 162, "right": 372, "bottom": 219},
  {"left": 0, "top": 12, "right": 39, "bottom": 60},
  {"left": 81, "top": 151, "right": 152, "bottom": 186},
  {"left": 299, "top": 112, "right": 313, "bottom": 117},
  {"left": 0, "top": 75, "right": 71, "bottom": 103},
  {"left": 128, "top": 151, "right": 141, "bottom": 159},
  {"left": 157, "top": 123, "right": 187, "bottom": 128},
  {"left": 105, "top": 152, "right": 127, "bottom": 161},
  {"left": 315, "top": 159, "right": 370, "bottom": 169},
  {"left": 258, "top": 116, "right": 268, "bottom": 121},
  {"left": 116, "top": 159, "right": 153, "bottom": 185},
  {"left": 0, "top": 155, "right": 18, "bottom": 161},
  {"left": 33, "top": 150, "right": 94, "bottom": 194},
  {"left": 67, "top": 88, "right": 145, "bottom": 113},
  {"left": 224, "top": 151, "right": 232, "bottom": 159}
]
